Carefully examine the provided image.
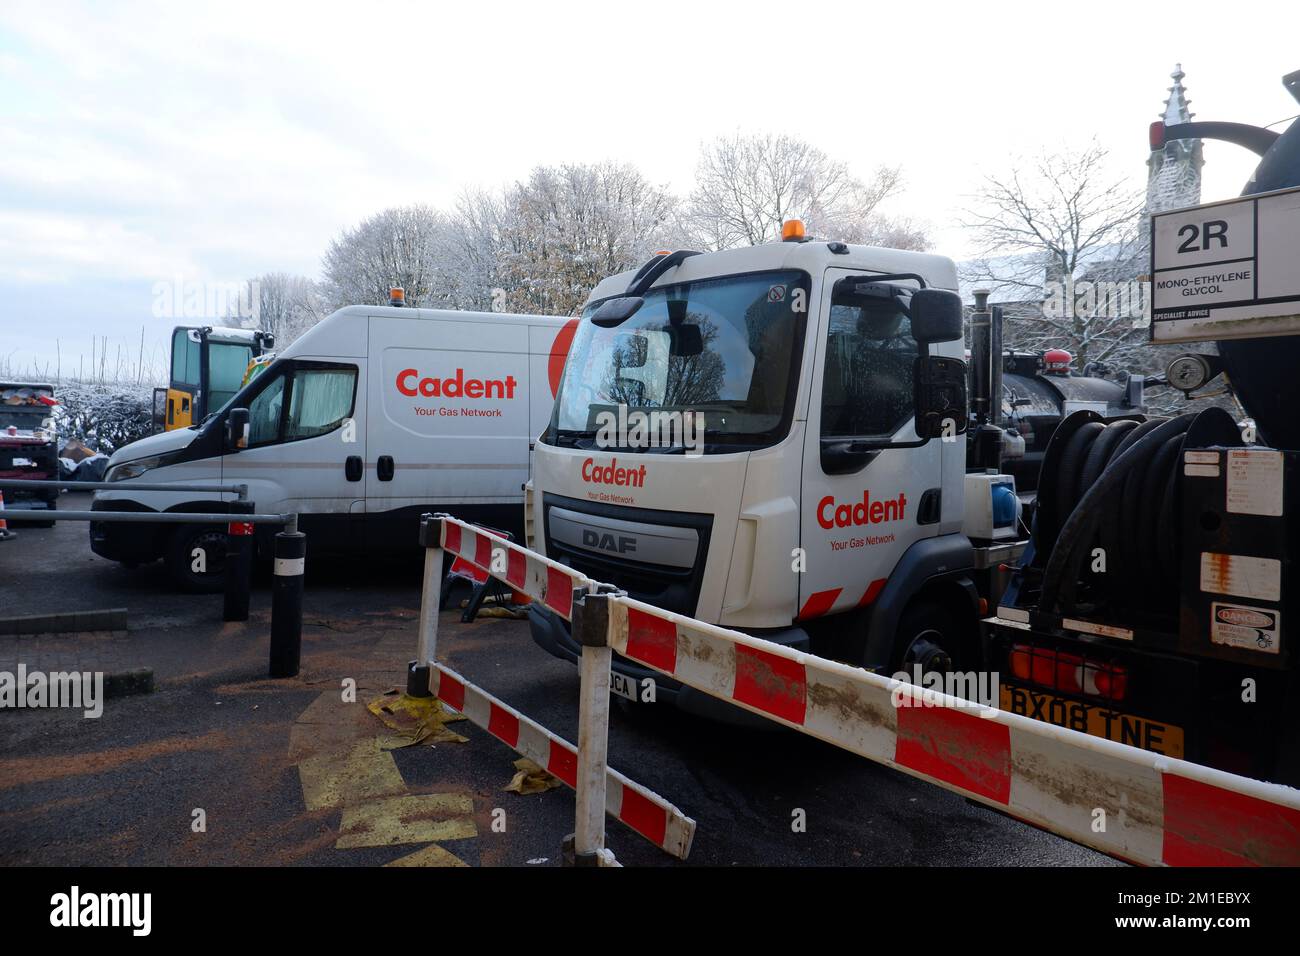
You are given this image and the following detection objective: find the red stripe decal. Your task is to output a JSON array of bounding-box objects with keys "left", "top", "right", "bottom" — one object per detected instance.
[
  {"left": 626, "top": 607, "right": 678, "bottom": 674},
  {"left": 507, "top": 549, "right": 527, "bottom": 589},
  {"left": 797, "top": 588, "right": 841, "bottom": 621},
  {"left": 545, "top": 567, "right": 573, "bottom": 617},
  {"left": 1162, "top": 773, "right": 1300, "bottom": 866},
  {"left": 444, "top": 522, "right": 461, "bottom": 555},
  {"left": 733, "top": 645, "right": 807, "bottom": 725},
  {"left": 487, "top": 703, "right": 520, "bottom": 748},
  {"left": 895, "top": 704, "right": 1011, "bottom": 804},
  {"left": 858, "top": 578, "right": 887, "bottom": 607},
  {"left": 619, "top": 785, "right": 667, "bottom": 847},
  {"left": 437, "top": 672, "right": 465, "bottom": 712},
  {"left": 474, "top": 532, "right": 492, "bottom": 570},
  {"left": 547, "top": 739, "right": 578, "bottom": 788}
]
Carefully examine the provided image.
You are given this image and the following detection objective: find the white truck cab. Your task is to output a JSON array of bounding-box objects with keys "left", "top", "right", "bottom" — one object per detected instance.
[
  {"left": 91, "top": 303, "right": 576, "bottom": 590},
  {"left": 528, "top": 226, "right": 1014, "bottom": 715}
]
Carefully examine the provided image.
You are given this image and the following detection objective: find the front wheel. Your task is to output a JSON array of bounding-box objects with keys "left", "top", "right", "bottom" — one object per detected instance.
[
  {"left": 890, "top": 601, "right": 974, "bottom": 678},
  {"left": 166, "top": 523, "right": 228, "bottom": 593}
]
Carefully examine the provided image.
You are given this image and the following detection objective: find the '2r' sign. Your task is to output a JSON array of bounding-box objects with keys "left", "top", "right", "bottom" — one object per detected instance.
[
  {"left": 1176, "top": 219, "right": 1229, "bottom": 253},
  {"left": 1149, "top": 185, "right": 1300, "bottom": 343}
]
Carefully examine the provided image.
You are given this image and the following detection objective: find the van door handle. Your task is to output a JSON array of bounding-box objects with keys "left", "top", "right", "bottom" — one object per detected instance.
[
  {"left": 377, "top": 455, "right": 394, "bottom": 481},
  {"left": 345, "top": 455, "right": 363, "bottom": 482}
]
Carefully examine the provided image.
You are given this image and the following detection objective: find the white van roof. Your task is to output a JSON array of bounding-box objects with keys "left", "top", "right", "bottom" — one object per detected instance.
[
  {"left": 584, "top": 241, "right": 959, "bottom": 308},
  {"left": 281, "top": 305, "right": 567, "bottom": 359}
]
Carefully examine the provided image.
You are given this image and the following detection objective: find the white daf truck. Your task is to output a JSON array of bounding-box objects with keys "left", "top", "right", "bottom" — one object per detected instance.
[
  {"left": 91, "top": 301, "right": 577, "bottom": 590},
  {"left": 526, "top": 223, "right": 1022, "bottom": 717}
]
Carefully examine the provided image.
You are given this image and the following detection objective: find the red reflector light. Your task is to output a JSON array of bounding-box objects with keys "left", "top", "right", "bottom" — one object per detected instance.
[{"left": 1009, "top": 644, "right": 1127, "bottom": 702}]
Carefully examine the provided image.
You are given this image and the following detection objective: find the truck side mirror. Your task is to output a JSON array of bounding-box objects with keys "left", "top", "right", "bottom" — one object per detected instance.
[
  {"left": 914, "top": 356, "right": 969, "bottom": 439},
  {"left": 225, "top": 407, "right": 250, "bottom": 451},
  {"left": 910, "top": 289, "right": 964, "bottom": 345}
]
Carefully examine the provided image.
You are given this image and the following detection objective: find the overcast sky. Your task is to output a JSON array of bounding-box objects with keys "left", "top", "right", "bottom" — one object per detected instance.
[{"left": 0, "top": 0, "right": 1296, "bottom": 377}]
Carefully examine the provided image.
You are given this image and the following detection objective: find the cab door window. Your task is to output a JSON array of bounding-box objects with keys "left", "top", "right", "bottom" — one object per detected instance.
[
  {"left": 243, "top": 364, "right": 356, "bottom": 447},
  {"left": 286, "top": 368, "right": 356, "bottom": 440},
  {"left": 820, "top": 281, "right": 917, "bottom": 444},
  {"left": 247, "top": 372, "right": 287, "bottom": 447}
]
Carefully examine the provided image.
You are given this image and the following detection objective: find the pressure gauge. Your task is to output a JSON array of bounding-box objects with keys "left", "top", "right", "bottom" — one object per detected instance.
[{"left": 1167, "top": 354, "right": 1212, "bottom": 393}]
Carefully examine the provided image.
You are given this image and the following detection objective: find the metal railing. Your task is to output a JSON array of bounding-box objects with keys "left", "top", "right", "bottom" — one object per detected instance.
[{"left": 0, "top": 479, "right": 304, "bottom": 679}]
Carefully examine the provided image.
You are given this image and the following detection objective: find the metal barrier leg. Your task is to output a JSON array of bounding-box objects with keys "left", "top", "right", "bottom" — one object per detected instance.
[
  {"left": 409, "top": 514, "right": 444, "bottom": 697},
  {"left": 223, "top": 502, "right": 254, "bottom": 623},
  {"left": 269, "top": 514, "right": 304, "bottom": 678},
  {"left": 567, "top": 589, "right": 613, "bottom": 866}
]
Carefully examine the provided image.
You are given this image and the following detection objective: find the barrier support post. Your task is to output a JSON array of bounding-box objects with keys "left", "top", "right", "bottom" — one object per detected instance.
[
  {"left": 269, "top": 513, "right": 304, "bottom": 678},
  {"left": 566, "top": 588, "right": 614, "bottom": 867},
  {"left": 408, "top": 513, "right": 444, "bottom": 697},
  {"left": 223, "top": 499, "right": 255, "bottom": 622}
]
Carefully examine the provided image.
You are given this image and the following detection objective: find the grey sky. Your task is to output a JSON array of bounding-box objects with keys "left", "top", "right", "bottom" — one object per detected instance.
[{"left": 0, "top": 0, "right": 1295, "bottom": 376}]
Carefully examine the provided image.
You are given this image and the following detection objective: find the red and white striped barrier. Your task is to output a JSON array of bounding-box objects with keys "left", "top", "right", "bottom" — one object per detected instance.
[
  {"left": 439, "top": 519, "right": 593, "bottom": 621},
  {"left": 606, "top": 594, "right": 1300, "bottom": 867},
  {"left": 427, "top": 662, "right": 696, "bottom": 859}
]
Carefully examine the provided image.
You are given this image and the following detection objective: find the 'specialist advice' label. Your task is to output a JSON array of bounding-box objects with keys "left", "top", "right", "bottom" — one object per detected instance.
[{"left": 1150, "top": 185, "right": 1300, "bottom": 343}]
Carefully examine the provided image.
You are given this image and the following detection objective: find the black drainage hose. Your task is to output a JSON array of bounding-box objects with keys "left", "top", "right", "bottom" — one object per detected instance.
[{"left": 1038, "top": 414, "right": 1196, "bottom": 615}]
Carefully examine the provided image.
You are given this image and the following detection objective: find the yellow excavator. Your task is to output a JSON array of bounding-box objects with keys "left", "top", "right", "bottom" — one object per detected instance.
[{"left": 154, "top": 326, "right": 275, "bottom": 431}]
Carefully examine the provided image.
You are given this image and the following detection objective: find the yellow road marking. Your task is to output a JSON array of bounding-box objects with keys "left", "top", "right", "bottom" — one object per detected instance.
[
  {"left": 297, "top": 739, "right": 407, "bottom": 812},
  {"left": 385, "top": 843, "right": 470, "bottom": 867},
  {"left": 336, "top": 793, "right": 478, "bottom": 849}
]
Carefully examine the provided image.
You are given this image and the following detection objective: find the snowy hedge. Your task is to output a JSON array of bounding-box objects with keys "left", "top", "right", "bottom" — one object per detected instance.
[{"left": 53, "top": 381, "right": 155, "bottom": 455}]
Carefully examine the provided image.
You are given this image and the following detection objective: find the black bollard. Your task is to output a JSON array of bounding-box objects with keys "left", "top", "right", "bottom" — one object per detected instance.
[
  {"left": 223, "top": 500, "right": 254, "bottom": 622},
  {"left": 269, "top": 515, "right": 304, "bottom": 678}
]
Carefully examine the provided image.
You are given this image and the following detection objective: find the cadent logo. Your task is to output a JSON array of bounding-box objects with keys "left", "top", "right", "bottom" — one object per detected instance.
[
  {"left": 581, "top": 457, "right": 647, "bottom": 488},
  {"left": 817, "top": 490, "right": 907, "bottom": 529},
  {"left": 396, "top": 368, "right": 517, "bottom": 399}
]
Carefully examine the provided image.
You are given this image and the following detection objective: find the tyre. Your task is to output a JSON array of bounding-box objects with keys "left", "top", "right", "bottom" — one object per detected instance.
[
  {"left": 166, "top": 523, "right": 228, "bottom": 593},
  {"left": 889, "top": 598, "right": 974, "bottom": 678}
]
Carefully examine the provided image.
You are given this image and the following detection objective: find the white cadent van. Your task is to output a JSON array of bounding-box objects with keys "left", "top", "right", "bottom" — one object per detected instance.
[{"left": 91, "top": 301, "right": 577, "bottom": 590}]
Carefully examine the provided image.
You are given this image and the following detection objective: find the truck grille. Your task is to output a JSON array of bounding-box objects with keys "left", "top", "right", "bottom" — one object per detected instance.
[{"left": 540, "top": 492, "right": 712, "bottom": 617}]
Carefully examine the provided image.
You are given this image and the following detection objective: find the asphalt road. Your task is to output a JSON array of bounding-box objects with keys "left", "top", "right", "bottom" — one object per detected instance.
[{"left": 0, "top": 493, "right": 1114, "bottom": 866}]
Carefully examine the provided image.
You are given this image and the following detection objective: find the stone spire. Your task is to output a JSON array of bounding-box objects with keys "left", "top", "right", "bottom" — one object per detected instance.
[{"left": 1146, "top": 64, "right": 1204, "bottom": 214}]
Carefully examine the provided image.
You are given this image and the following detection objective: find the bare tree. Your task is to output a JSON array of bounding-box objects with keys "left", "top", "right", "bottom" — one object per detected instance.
[
  {"left": 686, "top": 133, "right": 924, "bottom": 251},
  {"left": 322, "top": 205, "right": 462, "bottom": 311},
  {"left": 490, "top": 162, "right": 679, "bottom": 315},
  {"left": 962, "top": 142, "right": 1148, "bottom": 371},
  {"left": 441, "top": 188, "right": 511, "bottom": 312},
  {"left": 235, "top": 272, "right": 323, "bottom": 346}
]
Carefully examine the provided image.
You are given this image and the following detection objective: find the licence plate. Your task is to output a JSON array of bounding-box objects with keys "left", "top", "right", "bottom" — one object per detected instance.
[
  {"left": 1000, "top": 685, "right": 1185, "bottom": 758},
  {"left": 611, "top": 672, "right": 640, "bottom": 702}
]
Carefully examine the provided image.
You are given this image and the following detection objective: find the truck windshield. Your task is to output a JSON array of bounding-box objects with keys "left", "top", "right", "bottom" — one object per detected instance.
[
  {"left": 207, "top": 342, "right": 255, "bottom": 414},
  {"left": 547, "top": 270, "right": 808, "bottom": 453}
]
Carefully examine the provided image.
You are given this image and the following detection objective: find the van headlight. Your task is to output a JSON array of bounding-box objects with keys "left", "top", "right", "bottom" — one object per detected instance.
[{"left": 107, "top": 456, "right": 165, "bottom": 481}]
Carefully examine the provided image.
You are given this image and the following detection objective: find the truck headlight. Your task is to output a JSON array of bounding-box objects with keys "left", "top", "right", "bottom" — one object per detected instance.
[{"left": 107, "top": 456, "right": 164, "bottom": 481}]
